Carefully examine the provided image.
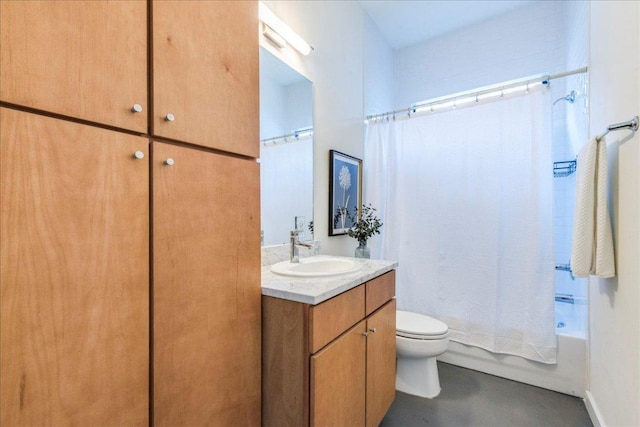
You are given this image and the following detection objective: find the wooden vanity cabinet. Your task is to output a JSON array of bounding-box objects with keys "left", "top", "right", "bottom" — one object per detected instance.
[
  {"left": 263, "top": 270, "right": 397, "bottom": 427},
  {"left": 0, "top": 0, "right": 147, "bottom": 133}
]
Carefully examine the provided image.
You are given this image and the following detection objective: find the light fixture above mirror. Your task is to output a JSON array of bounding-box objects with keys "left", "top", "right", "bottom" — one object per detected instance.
[{"left": 259, "top": 2, "right": 313, "bottom": 56}]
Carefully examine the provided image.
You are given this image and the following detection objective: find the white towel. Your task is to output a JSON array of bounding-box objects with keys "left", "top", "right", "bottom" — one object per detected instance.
[{"left": 570, "top": 137, "right": 616, "bottom": 278}]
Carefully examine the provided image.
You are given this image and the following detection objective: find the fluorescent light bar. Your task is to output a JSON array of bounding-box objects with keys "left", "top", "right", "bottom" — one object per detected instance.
[
  {"left": 262, "top": 23, "right": 287, "bottom": 49},
  {"left": 259, "top": 2, "right": 312, "bottom": 56}
]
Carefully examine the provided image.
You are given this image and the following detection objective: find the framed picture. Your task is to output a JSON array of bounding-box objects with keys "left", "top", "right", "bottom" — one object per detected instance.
[{"left": 329, "top": 150, "right": 362, "bottom": 236}]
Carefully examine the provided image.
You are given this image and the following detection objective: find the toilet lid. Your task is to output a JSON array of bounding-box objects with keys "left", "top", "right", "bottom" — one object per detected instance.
[{"left": 396, "top": 310, "right": 448, "bottom": 338}]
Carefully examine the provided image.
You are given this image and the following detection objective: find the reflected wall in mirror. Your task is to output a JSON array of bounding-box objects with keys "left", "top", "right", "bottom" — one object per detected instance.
[{"left": 260, "top": 47, "right": 313, "bottom": 246}]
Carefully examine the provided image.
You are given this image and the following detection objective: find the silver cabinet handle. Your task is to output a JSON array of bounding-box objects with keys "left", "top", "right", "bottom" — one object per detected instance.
[
  {"left": 133, "top": 151, "right": 145, "bottom": 159},
  {"left": 369, "top": 327, "right": 377, "bottom": 333},
  {"left": 164, "top": 113, "right": 175, "bottom": 122},
  {"left": 131, "top": 104, "right": 143, "bottom": 113},
  {"left": 164, "top": 158, "right": 175, "bottom": 166},
  {"left": 361, "top": 332, "right": 369, "bottom": 337}
]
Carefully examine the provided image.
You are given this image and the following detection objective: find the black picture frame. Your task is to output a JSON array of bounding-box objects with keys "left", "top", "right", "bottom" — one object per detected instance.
[{"left": 329, "top": 150, "right": 362, "bottom": 236}]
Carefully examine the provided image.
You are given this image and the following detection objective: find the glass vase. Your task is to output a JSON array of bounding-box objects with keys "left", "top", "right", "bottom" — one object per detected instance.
[{"left": 354, "top": 241, "right": 370, "bottom": 259}]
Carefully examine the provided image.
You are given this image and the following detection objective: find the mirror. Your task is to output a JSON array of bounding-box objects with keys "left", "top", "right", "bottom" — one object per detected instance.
[{"left": 260, "top": 47, "right": 313, "bottom": 246}]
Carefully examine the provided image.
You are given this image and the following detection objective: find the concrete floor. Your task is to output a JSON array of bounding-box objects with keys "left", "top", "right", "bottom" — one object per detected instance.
[{"left": 381, "top": 362, "right": 593, "bottom": 427}]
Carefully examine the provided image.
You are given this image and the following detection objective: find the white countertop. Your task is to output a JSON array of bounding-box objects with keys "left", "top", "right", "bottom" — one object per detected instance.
[{"left": 261, "top": 256, "right": 398, "bottom": 305}]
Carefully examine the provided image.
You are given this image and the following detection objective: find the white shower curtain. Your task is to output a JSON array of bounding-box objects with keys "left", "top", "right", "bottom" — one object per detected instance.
[{"left": 365, "top": 88, "right": 557, "bottom": 363}]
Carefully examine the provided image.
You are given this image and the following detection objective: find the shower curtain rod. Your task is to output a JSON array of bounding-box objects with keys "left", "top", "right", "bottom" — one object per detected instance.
[
  {"left": 261, "top": 127, "right": 313, "bottom": 146},
  {"left": 366, "top": 66, "right": 588, "bottom": 122}
]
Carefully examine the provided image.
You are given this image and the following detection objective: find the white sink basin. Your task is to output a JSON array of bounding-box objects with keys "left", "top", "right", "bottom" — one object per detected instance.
[{"left": 270, "top": 256, "right": 362, "bottom": 278}]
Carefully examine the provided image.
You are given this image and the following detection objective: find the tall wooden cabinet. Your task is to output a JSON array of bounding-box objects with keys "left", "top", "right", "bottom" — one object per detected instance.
[
  {"left": 0, "top": 108, "right": 150, "bottom": 425},
  {"left": 1, "top": 1, "right": 260, "bottom": 426}
]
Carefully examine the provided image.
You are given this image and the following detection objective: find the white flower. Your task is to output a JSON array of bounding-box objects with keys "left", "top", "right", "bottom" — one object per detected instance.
[{"left": 339, "top": 165, "right": 351, "bottom": 191}]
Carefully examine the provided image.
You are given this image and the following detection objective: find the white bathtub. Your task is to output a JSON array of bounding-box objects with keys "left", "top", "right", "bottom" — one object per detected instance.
[
  {"left": 438, "top": 300, "right": 587, "bottom": 397},
  {"left": 555, "top": 297, "right": 587, "bottom": 339}
]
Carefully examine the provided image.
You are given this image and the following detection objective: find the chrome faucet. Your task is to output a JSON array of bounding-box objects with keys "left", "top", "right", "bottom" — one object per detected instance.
[{"left": 290, "top": 229, "right": 314, "bottom": 263}]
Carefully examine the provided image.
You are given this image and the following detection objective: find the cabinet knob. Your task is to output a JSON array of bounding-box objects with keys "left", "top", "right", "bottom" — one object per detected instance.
[
  {"left": 369, "top": 327, "right": 377, "bottom": 333},
  {"left": 131, "top": 104, "right": 143, "bottom": 113},
  {"left": 133, "top": 151, "right": 145, "bottom": 160},
  {"left": 361, "top": 332, "right": 369, "bottom": 337},
  {"left": 164, "top": 113, "right": 175, "bottom": 122},
  {"left": 164, "top": 158, "right": 175, "bottom": 166}
]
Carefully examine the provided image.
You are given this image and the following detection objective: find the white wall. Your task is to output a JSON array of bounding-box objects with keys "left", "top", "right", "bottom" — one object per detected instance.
[
  {"left": 393, "top": 1, "right": 568, "bottom": 109},
  {"left": 364, "top": 13, "right": 394, "bottom": 117},
  {"left": 259, "top": 70, "right": 287, "bottom": 139},
  {"left": 586, "top": 2, "right": 640, "bottom": 426},
  {"left": 285, "top": 80, "right": 313, "bottom": 131}
]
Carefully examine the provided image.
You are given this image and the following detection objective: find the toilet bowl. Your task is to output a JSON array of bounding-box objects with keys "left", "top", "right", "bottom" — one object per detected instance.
[{"left": 396, "top": 310, "right": 449, "bottom": 398}]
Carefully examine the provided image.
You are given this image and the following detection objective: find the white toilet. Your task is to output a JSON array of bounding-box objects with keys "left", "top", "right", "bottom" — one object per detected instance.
[{"left": 396, "top": 310, "right": 450, "bottom": 399}]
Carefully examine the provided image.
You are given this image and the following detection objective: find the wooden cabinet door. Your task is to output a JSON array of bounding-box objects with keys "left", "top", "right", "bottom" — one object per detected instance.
[
  {"left": 152, "top": 1, "right": 259, "bottom": 157},
  {"left": 311, "top": 321, "right": 367, "bottom": 427},
  {"left": 365, "top": 299, "right": 397, "bottom": 427},
  {"left": 0, "top": 1, "right": 147, "bottom": 132},
  {"left": 0, "top": 108, "right": 149, "bottom": 426},
  {"left": 152, "top": 142, "right": 261, "bottom": 426}
]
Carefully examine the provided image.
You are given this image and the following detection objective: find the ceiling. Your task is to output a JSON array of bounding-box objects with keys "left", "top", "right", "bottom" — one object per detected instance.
[{"left": 360, "top": 0, "right": 538, "bottom": 49}]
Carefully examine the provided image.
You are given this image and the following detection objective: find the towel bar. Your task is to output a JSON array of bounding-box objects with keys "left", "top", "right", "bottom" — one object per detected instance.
[{"left": 596, "top": 116, "right": 638, "bottom": 141}]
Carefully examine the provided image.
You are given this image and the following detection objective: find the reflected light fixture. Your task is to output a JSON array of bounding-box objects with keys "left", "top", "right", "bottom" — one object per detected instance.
[{"left": 259, "top": 2, "right": 312, "bottom": 56}]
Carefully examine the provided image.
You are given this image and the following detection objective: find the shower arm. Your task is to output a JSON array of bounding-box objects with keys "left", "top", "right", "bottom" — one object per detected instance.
[{"left": 553, "top": 90, "right": 577, "bottom": 105}]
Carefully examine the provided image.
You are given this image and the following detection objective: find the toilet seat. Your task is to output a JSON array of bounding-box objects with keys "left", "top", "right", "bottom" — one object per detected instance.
[{"left": 396, "top": 310, "right": 449, "bottom": 340}]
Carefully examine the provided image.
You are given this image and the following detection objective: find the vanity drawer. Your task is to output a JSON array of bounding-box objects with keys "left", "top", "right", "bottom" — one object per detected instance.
[
  {"left": 365, "top": 270, "right": 396, "bottom": 316},
  {"left": 309, "top": 285, "right": 365, "bottom": 353}
]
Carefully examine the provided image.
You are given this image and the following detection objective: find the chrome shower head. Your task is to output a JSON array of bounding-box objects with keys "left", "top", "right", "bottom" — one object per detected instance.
[{"left": 565, "top": 90, "right": 576, "bottom": 103}]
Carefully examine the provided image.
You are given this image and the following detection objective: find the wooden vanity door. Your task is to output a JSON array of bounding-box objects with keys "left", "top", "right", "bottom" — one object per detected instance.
[
  {"left": 366, "top": 299, "right": 397, "bottom": 427},
  {"left": 310, "top": 321, "right": 367, "bottom": 427}
]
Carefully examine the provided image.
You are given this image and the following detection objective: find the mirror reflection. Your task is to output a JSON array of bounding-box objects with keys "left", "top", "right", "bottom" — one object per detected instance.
[{"left": 260, "top": 47, "right": 313, "bottom": 246}]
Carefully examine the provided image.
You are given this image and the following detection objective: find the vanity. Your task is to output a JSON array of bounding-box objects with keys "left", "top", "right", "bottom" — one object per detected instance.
[{"left": 262, "top": 257, "right": 398, "bottom": 427}]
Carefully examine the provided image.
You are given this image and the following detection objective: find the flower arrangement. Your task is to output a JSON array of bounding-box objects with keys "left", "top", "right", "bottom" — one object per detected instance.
[{"left": 347, "top": 203, "right": 383, "bottom": 245}]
